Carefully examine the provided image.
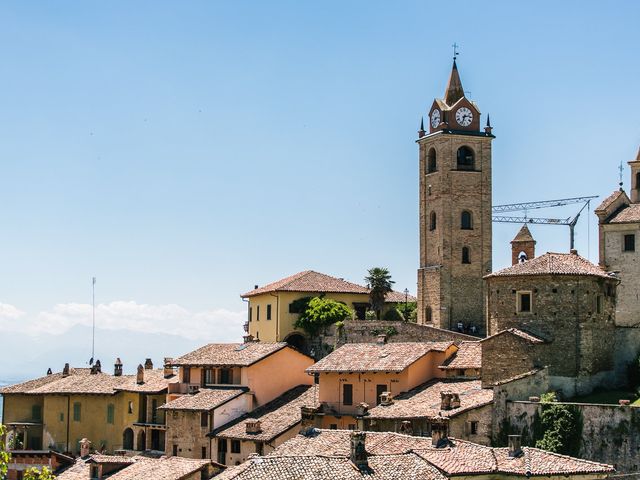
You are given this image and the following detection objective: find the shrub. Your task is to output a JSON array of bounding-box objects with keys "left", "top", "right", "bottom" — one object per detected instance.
[
  {"left": 383, "top": 308, "right": 405, "bottom": 322},
  {"left": 294, "top": 297, "right": 352, "bottom": 336},
  {"left": 365, "top": 310, "right": 377, "bottom": 320},
  {"left": 535, "top": 392, "right": 582, "bottom": 456}
]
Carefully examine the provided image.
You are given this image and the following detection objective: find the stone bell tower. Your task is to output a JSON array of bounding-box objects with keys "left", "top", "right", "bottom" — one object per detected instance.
[{"left": 416, "top": 60, "right": 494, "bottom": 334}]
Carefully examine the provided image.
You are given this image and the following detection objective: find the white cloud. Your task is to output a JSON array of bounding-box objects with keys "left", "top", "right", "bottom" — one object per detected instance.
[{"left": 1, "top": 301, "right": 245, "bottom": 343}]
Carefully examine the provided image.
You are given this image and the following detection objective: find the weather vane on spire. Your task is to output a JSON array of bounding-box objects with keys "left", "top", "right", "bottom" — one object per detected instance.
[
  {"left": 452, "top": 43, "right": 460, "bottom": 61},
  {"left": 619, "top": 160, "right": 624, "bottom": 190}
]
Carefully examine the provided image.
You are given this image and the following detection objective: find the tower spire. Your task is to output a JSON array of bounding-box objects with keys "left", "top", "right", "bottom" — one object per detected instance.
[{"left": 444, "top": 59, "right": 464, "bottom": 106}]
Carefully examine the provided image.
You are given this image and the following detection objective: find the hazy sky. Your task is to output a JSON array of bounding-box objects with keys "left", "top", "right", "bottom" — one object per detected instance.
[{"left": 1, "top": 1, "right": 639, "bottom": 377}]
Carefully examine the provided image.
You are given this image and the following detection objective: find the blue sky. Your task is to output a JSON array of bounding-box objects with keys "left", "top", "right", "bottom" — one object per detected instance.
[{"left": 0, "top": 1, "right": 639, "bottom": 378}]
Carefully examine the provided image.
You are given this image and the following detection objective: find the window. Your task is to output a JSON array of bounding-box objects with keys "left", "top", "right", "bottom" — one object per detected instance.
[
  {"left": 376, "top": 385, "right": 387, "bottom": 406},
  {"left": 201, "top": 412, "right": 209, "bottom": 428},
  {"left": 462, "top": 247, "right": 471, "bottom": 264},
  {"left": 248, "top": 306, "right": 252, "bottom": 322},
  {"left": 201, "top": 446, "right": 207, "bottom": 459},
  {"left": 427, "top": 148, "right": 437, "bottom": 173},
  {"left": 219, "top": 368, "right": 233, "bottom": 384},
  {"left": 267, "top": 304, "right": 272, "bottom": 320},
  {"left": 172, "top": 445, "right": 178, "bottom": 456},
  {"left": 204, "top": 368, "right": 215, "bottom": 385},
  {"left": 456, "top": 146, "right": 475, "bottom": 170},
  {"left": 32, "top": 405, "right": 42, "bottom": 422},
  {"left": 59, "top": 413, "right": 64, "bottom": 422},
  {"left": 343, "top": 384, "right": 353, "bottom": 406},
  {"left": 183, "top": 367, "right": 191, "bottom": 384},
  {"left": 348, "top": 424, "right": 356, "bottom": 430},
  {"left": 107, "top": 404, "right": 115, "bottom": 424},
  {"left": 470, "top": 421, "right": 479, "bottom": 435},
  {"left": 256, "top": 442, "right": 264, "bottom": 455},
  {"left": 517, "top": 292, "right": 532, "bottom": 313},
  {"left": 461, "top": 211, "right": 473, "bottom": 230},
  {"left": 429, "top": 211, "right": 437, "bottom": 231},
  {"left": 596, "top": 295, "right": 603, "bottom": 314},
  {"left": 329, "top": 424, "right": 338, "bottom": 430},
  {"left": 426, "top": 306, "right": 432, "bottom": 323},
  {"left": 73, "top": 402, "right": 81, "bottom": 422},
  {"left": 128, "top": 401, "right": 134, "bottom": 414},
  {"left": 624, "top": 234, "right": 635, "bottom": 252},
  {"left": 231, "top": 440, "right": 241, "bottom": 454},
  {"left": 256, "top": 305, "right": 260, "bottom": 321}
]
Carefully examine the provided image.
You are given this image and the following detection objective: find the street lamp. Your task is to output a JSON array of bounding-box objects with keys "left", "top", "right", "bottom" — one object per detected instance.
[{"left": 403, "top": 288, "right": 409, "bottom": 319}]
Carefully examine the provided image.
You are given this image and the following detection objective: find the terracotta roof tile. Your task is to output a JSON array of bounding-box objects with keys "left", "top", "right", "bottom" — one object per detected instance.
[
  {"left": 241, "top": 270, "right": 415, "bottom": 302},
  {"left": 485, "top": 252, "right": 611, "bottom": 279},
  {"left": 595, "top": 189, "right": 626, "bottom": 213},
  {"left": 215, "top": 385, "right": 319, "bottom": 442},
  {"left": 511, "top": 224, "right": 535, "bottom": 243},
  {"left": 269, "top": 431, "right": 614, "bottom": 476},
  {"left": 439, "top": 342, "right": 481, "bottom": 370},
  {"left": 306, "top": 342, "right": 453, "bottom": 374},
  {"left": 115, "top": 369, "right": 179, "bottom": 393},
  {"left": 608, "top": 203, "right": 640, "bottom": 223},
  {"left": 366, "top": 379, "right": 492, "bottom": 420},
  {"left": 172, "top": 342, "right": 289, "bottom": 367},
  {"left": 481, "top": 329, "right": 546, "bottom": 345},
  {"left": 159, "top": 388, "right": 246, "bottom": 411},
  {"left": 58, "top": 456, "right": 214, "bottom": 480}
]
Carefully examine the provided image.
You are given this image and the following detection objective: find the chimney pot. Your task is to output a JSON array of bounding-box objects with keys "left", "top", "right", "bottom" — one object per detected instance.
[
  {"left": 62, "top": 363, "right": 70, "bottom": 377},
  {"left": 570, "top": 249, "right": 578, "bottom": 255},
  {"left": 508, "top": 435, "right": 522, "bottom": 457},
  {"left": 440, "top": 391, "right": 453, "bottom": 410},
  {"left": 46, "top": 368, "right": 52, "bottom": 375},
  {"left": 254, "top": 284, "right": 259, "bottom": 290},
  {"left": 243, "top": 334, "right": 254, "bottom": 344},
  {"left": 79, "top": 438, "right": 91, "bottom": 458},
  {"left": 163, "top": 358, "right": 174, "bottom": 378},
  {"left": 144, "top": 358, "right": 153, "bottom": 370},
  {"left": 376, "top": 334, "right": 387, "bottom": 345},
  {"left": 114, "top": 358, "right": 123, "bottom": 377},
  {"left": 355, "top": 402, "right": 369, "bottom": 416},
  {"left": 136, "top": 364, "right": 144, "bottom": 384},
  {"left": 450, "top": 393, "right": 461, "bottom": 409},
  {"left": 431, "top": 423, "right": 448, "bottom": 447},
  {"left": 300, "top": 406, "right": 319, "bottom": 436},
  {"left": 379, "top": 392, "right": 393, "bottom": 406},
  {"left": 350, "top": 431, "right": 368, "bottom": 470},
  {"left": 246, "top": 419, "right": 262, "bottom": 434}
]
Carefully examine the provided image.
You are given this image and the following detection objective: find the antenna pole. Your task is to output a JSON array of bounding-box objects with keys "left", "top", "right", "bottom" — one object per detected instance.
[{"left": 91, "top": 277, "right": 96, "bottom": 364}]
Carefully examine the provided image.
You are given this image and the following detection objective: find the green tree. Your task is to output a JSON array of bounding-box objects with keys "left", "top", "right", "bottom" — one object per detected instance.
[
  {"left": 294, "top": 297, "right": 352, "bottom": 336},
  {"left": 0, "top": 424, "right": 10, "bottom": 479},
  {"left": 535, "top": 392, "right": 582, "bottom": 456},
  {"left": 382, "top": 308, "right": 404, "bottom": 322},
  {"left": 24, "top": 466, "right": 56, "bottom": 479},
  {"left": 364, "top": 267, "right": 395, "bottom": 320}
]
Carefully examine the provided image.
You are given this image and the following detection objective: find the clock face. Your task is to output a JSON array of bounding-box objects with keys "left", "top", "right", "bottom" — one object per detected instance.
[
  {"left": 430, "top": 109, "right": 441, "bottom": 128},
  {"left": 455, "top": 107, "right": 473, "bottom": 127}
]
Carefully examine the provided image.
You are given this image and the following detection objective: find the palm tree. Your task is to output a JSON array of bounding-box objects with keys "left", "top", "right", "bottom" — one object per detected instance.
[{"left": 365, "top": 267, "right": 395, "bottom": 320}]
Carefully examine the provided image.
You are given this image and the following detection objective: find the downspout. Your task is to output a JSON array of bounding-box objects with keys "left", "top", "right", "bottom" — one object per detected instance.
[{"left": 66, "top": 395, "right": 70, "bottom": 453}]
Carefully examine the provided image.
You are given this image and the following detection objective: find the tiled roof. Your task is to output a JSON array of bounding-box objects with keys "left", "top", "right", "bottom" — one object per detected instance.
[
  {"left": 215, "top": 385, "right": 319, "bottom": 442},
  {"left": 595, "top": 189, "right": 626, "bottom": 213},
  {"left": 1, "top": 368, "right": 177, "bottom": 396},
  {"left": 58, "top": 455, "right": 214, "bottom": 480},
  {"left": 608, "top": 203, "right": 640, "bottom": 223},
  {"left": 214, "top": 453, "right": 447, "bottom": 480},
  {"left": 306, "top": 342, "right": 453, "bottom": 374},
  {"left": 511, "top": 224, "right": 535, "bottom": 243},
  {"left": 241, "top": 270, "right": 415, "bottom": 302},
  {"left": 159, "top": 388, "right": 246, "bottom": 411},
  {"left": 366, "top": 379, "right": 492, "bottom": 420},
  {"left": 270, "top": 430, "right": 614, "bottom": 476},
  {"left": 481, "top": 329, "right": 546, "bottom": 345},
  {"left": 439, "top": 342, "right": 481, "bottom": 370},
  {"left": 172, "top": 342, "right": 289, "bottom": 367},
  {"left": 485, "top": 252, "right": 611, "bottom": 279}
]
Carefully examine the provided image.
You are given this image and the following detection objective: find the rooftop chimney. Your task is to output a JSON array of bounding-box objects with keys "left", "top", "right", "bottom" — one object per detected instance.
[
  {"left": 114, "top": 358, "right": 123, "bottom": 377},
  {"left": 570, "top": 249, "right": 578, "bottom": 255},
  {"left": 440, "top": 391, "right": 453, "bottom": 410},
  {"left": 163, "top": 358, "right": 174, "bottom": 378},
  {"left": 144, "top": 358, "right": 153, "bottom": 370},
  {"left": 431, "top": 422, "right": 449, "bottom": 447},
  {"left": 376, "top": 334, "right": 387, "bottom": 345},
  {"left": 254, "top": 285, "right": 259, "bottom": 290},
  {"left": 245, "top": 420, "right": 262, "bottom": 434},
  {"left": 300, "top": 406, "right": 320, "bottom": 436},
  {"left": 400, "top": 420, "right": 413, "bottom": 435},
  {"left": 79, "top": 438, "right": 91, "bottom": 458},
  {"left": 136, "top": 364, "right": 144, "bottom": 385},
  {"left": 46, "top": 368, "right": 52, "bottom": 375},
  {"left": 62, "top": 363, "right": 70, "bottom": 378},
  {"left": 450, "top": 393, "right": 461, "bottom": 409},
  {"left": 355, "top": 402, "right": 369, "bottom": 417},
  {"left": 350, "top": 431, "right": 368, "bottom": 470},
  {"left": 243, "top": 334, "right": 254, "bottom": 344},
  {"left": 508, "top": 435, "right": 522, "bottom": 458},
  {"left": 379, "top": 391, "right": 393, "bottom": 406}
]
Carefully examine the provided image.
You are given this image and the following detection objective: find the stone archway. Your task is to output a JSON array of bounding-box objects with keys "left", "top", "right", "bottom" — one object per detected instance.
[
  {"left": 285, "top": 332, "right": 309, "bottom": 354},
  {"left": 122, "top": 428, "right": 134, "bottom": 450},
  {"left": 136, "top": 430, "right": 146, "bottom": 451}
]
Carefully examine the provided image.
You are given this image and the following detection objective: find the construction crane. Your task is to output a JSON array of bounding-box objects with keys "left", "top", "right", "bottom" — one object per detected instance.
[{"left": 492, "top": 196, "right": 598, "bottom": 250}]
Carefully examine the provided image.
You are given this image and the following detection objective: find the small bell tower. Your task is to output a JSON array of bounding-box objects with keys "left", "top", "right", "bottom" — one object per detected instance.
[{"left": 511, "top": 224, "right": 536, "bottom": 265}]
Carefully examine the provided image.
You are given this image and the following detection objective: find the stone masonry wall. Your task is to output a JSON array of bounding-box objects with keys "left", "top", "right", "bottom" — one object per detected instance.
[
  {"left": 506, "top": 400, "right": 640, "bottom": 474},
  {"left": 480, "top": 333, "right": 542, "bottom": 387}
]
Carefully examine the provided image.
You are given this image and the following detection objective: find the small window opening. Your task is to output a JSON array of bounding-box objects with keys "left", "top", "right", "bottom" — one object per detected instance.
[
  {"left": 624, "top": 234, "right": 636, "bottom": 252},
  {"left": 429, "top": 212, "right": 437, "bottom": 231},
  {"left": 461, "top": 211, "right": 473, "bottom": 230},
  {"left": 518, "top": 292, "right": 532, "bottom": 313},
  {"left": 456, "top": 146, "right": 475, "bottom": 170},
  {"left": 462, "top": 247, "right": 471, "bottom": 264},
  {"left": 427, "top": 148, "right": 437, "bottom": 173}
]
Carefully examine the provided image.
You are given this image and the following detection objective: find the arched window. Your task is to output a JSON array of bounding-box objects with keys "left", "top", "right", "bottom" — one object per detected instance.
[
  {"left": 429, "top": 212, "right": 437, "bottom": 231},
  {"left": 461, "top": 211, "right": 473, "bottom": 230},
  {"left": 427, "top": 148, "right": 437, "bottom": 173},
  {"left": 462, "top": 247, "right": 471, "bottom": 264},
  {"left": 123, "top": 428, "right": 134, "bottom": 450},
  {"left": 457, "top": 146, "right": 475, "bottom": 170},
  {"left": 636, "top": 172, "right": 640, "bottom": 191},
  {"left": 426, "top": 306, "right": 432, "bottom": 323}
]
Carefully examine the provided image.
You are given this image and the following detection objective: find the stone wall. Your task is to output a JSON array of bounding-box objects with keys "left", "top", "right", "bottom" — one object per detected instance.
[
  {"left": 480, "top": 333, "right": 543, "bottom": 388},
  {"left": 506, "top": 400, "right": 640, "bottom": 473}
]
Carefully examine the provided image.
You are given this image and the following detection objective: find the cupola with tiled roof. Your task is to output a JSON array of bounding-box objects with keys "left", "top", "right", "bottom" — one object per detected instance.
[
  {"left": 486, "top": 250, "right": 611, "bottom": 279},
  {"left": 510, "top": 224, "right": 536, "bottom": 265}
]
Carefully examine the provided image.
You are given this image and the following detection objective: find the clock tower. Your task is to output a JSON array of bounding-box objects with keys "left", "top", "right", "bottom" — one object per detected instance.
[{"left": 417, "top": 60, "right": 494, "bottom": 334}]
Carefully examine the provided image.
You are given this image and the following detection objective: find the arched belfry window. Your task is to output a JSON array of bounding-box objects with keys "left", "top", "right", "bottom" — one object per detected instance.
[
  {"left": 429, "top": 212, "right": 437, "bottom": 231},
  {"left": 635, "top": 172, "right": 640, "bottom": 191},
  {"left": 457, "top": 146, "right": 475, "bottom": 170},
  {"left": 461, "top": 211, "right": 473, "bottom": 230},
  {"left": 462, "top": 247, "right": 471, "bottom": 264},
  {"left": 427, "top": 148, "right": 437, "bottom": 173}
]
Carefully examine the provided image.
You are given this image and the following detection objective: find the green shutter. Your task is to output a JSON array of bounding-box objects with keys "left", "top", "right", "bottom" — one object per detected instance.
[
  {"left": 107, "top": 404, "right": 115, "bottom": 424},
  {"left": 73, "top": 402, "right": 82, "bottom": 422}
]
